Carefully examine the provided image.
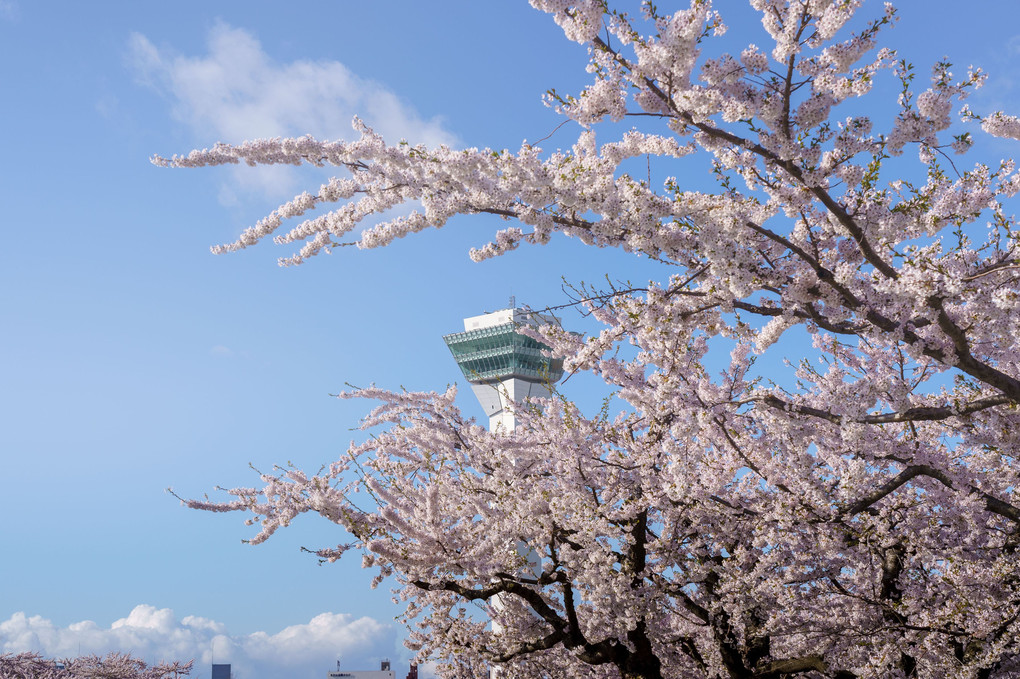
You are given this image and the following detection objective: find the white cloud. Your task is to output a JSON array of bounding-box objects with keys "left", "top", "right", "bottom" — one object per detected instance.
[
  {"left": 0, "top": 605, "right": 408, "bottom": 679},
  {"left": 210, "top": 345, "right": 233, "bottom": 357},
  {"left": 128, "top": 23, "right": 458, "bottom": 201},
  {"left": 0, "top": 0, "right": 16, "bottom": 20}
]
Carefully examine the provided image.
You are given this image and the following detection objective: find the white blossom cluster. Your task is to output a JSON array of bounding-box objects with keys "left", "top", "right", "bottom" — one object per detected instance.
[
  {"left": 161, "top": 2, "right": 1020, "bottom": 678},
  {"left": 0, "top": 652, "right": 192, "bottom": 679}
]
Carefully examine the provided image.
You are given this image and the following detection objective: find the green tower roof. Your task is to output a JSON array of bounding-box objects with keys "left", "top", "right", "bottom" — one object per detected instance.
[{"left": 443, "top": 323, "right": 565, "bottom": 384}]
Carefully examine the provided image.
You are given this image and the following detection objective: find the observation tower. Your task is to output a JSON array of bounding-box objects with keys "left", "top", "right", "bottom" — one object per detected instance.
[
  {"left": 444, "top": 302, "right": 567, "bottom": 678},
  {"left": 443, "top": 302, "right": 566, "bottom": 431}
]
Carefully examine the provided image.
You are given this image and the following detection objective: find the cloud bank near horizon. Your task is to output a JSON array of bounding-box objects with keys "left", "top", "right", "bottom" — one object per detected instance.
[{"left": 0, "top": 605, "right": 406, "bottom": 679}]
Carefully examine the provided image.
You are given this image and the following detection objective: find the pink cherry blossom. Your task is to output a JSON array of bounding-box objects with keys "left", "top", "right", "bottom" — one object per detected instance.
[
  {"left": 0, "top": 652, "right": 192, "bottom": 679},
  {"left": 159, "top": 2, "right": 1020, "bottom": 678}
]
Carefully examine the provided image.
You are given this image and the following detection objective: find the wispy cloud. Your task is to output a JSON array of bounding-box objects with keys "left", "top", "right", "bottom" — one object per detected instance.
[
  {"left": 209, "top": 344, "right": 233, "bottom": 357},
  {"left": 128, "top": 23, "right": 458, "bottom": 200},
  {"left": 0, "top": 0, "right": 18, "bottom": 20},
  {"left": 0, "top": 605, "right": 407, "bottom": 679}
]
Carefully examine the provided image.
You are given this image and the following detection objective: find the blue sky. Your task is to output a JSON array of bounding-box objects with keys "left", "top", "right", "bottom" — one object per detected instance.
[{"left": 2, "top": 2, "right": 1020, "bottom": 677}]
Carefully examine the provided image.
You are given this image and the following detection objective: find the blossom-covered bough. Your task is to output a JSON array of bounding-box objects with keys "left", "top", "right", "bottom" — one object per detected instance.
[
  {"left": 158, "top": 1, "right": 1020, "bottom": 677},
  {"left": 0, "top": 652, "right": 192, "bottom": 679}
]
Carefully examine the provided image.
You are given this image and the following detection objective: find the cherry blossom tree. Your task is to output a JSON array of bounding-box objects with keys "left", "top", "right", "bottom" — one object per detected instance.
[
  {"left": 158, "top": 1, "right": 1020, "bottom": 677},
  {"left": 0, "top": 652, "right": 192, "bottom": 679}
]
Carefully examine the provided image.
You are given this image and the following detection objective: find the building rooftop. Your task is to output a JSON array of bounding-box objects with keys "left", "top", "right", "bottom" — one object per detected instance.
[{"left": 443, "top": 308, "right": 564, "bottom": 385}]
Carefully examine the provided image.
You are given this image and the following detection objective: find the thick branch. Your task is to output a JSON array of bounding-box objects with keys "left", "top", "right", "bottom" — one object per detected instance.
[
  {"left": 761, "top": 654, "right": 827, "bottom": 676},
  {"left": 759, "top": 393, "right": 1013, "bottom": 424},
  {"left": 488, "top": 629, "right": 567, "bottom": 663},
  {"left": 843, "top": 464, "right": 1020, "bottom": 524},
  {"left": 412, "top": 578, "right": 565, "bottom": 630}
]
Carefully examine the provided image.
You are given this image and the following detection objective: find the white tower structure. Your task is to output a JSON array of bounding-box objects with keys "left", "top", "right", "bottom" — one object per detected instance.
[
  {"left": 443, "top": 305, "right": 566, "bottom": 432},
  {"left": 444, "top": 303, "right": 568, "bottom": 678}
]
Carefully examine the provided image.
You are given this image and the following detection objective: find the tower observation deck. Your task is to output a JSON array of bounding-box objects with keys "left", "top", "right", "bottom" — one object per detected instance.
[{"left": 443, "top": 307, "right": 565, "bottom": 431}]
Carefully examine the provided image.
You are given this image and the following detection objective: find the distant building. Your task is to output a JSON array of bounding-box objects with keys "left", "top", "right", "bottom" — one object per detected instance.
[
  {"left": 327, "top": 659, "right": 395, "bottom": 679},
  {"left": 211, "top": 664, "right": 231, "bottom": 679}
]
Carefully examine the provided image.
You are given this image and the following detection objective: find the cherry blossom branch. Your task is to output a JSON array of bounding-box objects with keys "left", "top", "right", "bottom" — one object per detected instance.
[{"left": 757, "top": 393, "right": 1013, "bottom": 424}]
